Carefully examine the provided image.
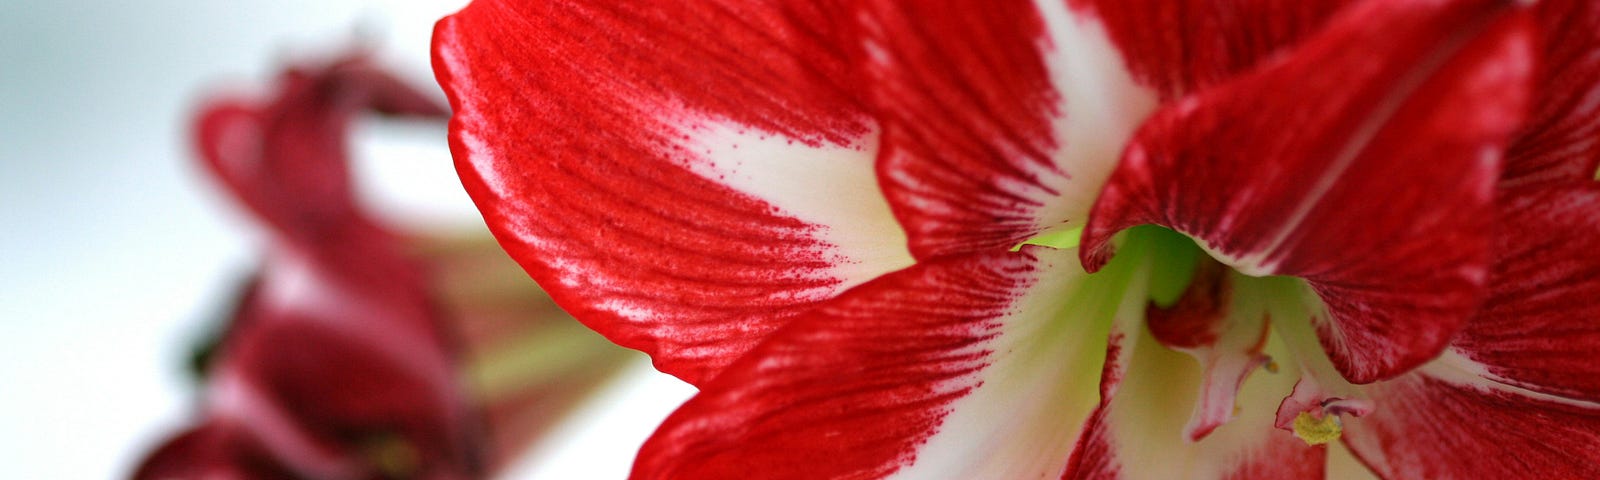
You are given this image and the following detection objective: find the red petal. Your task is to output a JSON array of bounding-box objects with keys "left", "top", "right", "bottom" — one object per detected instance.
[
  {"left": 209, "top": 257, "right": 483, "bottom": 479},
  {"left": 1329, "top": 185, "right": 1600, "bottom": 476},
  {"left": 1342, "top": 372, "right": 1600, "bottom": 478},
  {"left": 1344, "top": 184, "right": 1600, "bottom": 480},
  {"left": 155, "top": 52, "right": 485, "bottom": 479},
  {"left": 632, "top": 247, "right": 1118, "bottom": 479},
  {"left": 1069, "top": 0, "right": 1351, "bottom": 98},
  {"left": 131, "top": 423, "right": 296, "bottom": 480},
  {"left": 1081, "top": 0, "right": 1535, "bottom": 383},
  {"left": 434, "top": 0, "right": 913, "bottom": 385},
  {"left": 859, "top": 0, "right": 1158, "bottom": 259},
  {"left": 1503, "top": 0, "right": 1600, "bottom": 186},
  {"left": 195, "top": 54, "right": 444, "bottom": 250},
  {"left": 1450, "top": 184, "right": 1600, "bottom": 401}
]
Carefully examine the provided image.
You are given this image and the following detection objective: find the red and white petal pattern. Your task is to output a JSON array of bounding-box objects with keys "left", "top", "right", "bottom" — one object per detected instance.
[
  {"left": 1081, "top": 0, "right": 1535, "bottom": 384},
  {"left": 859, "top": 0, "right": 1157, "bottom": 259},
  {"left": 1341, "top": 368, "right": 1600, "bottom": 479},
  {"left": 1069, "top": 0, "right": 1352, "bottom": 99},
  {"left": 434, "top": 0, "right": 913, "bottom": 385},
  {"left": 1064, "top": 318, "right": 1321, "bottom": 479},
  {"left": 1334, "top": 185, "right": 1600, "bottom": 479},
  {"left": 632, "top": 247, "right": 1140, "bottom": 480},
  {"left": 1451, "top": 184, "right": 1600, "bottom": 402},
  {"left": 1502, "top": 0, "right": 1600, "bottom": 186}
]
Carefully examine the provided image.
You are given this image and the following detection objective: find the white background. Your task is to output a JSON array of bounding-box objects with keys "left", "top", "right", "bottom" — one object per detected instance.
[{"left": 0, "top": 2, "right": 693, "bottom": 478}]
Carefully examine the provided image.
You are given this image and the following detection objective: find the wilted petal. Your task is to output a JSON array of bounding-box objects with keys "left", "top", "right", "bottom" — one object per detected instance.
[
  {"left": 434, "top": 0, "right": 913, "bottom": 385},
  {"left": 1081, "top": 0, "right": 1534, "bottom": 383},
  {"left": 1502, "top": 0, "right": 1600, "bottom": 186},
  {"left": 632, "top": 246, "right": 1145, "bottom": 479}
]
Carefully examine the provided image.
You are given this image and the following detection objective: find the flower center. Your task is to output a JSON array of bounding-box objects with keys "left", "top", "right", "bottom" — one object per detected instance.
[{"left": 1085, "top": 226, "right": 1368, "bottom": 444}]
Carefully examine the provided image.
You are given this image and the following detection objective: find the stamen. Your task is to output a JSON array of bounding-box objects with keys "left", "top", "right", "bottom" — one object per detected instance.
[
  {"left": 1291, "top": 411, "right": 1343, "bottom": 446},
  {"left": 1275, "top": 377, "right": 1374, "bottom": 446}
]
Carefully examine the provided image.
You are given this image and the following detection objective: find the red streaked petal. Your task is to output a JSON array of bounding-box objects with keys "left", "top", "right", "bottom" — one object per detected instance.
[
  {"left": 1449, "top": 184, "right": 1600, "bottom": 401},
  {"left": 1082, "top": 0, "right": 1535, "bottom": 383},
  {"left": 633, "top": 247, "right": 1135, "bottom": 480},
  {"left": 859, "top": 0, "right": 1157, "bottom": 259},
  {"left": 434, "top": 0, "right": 913, "bottom": 385},
  {"left": 1341, "top": 371, "right": 1600, "bottom": 479},
  {"left": 1068, "top": 0, "right": 1352, "bottom": 99},
  {"left": 1332, "top": 180, "right": 1600, "bottom": 480},
  {"left": 1503, "top": 0, "right": 1600, "bottom": 186},
  {"left": 1063, "top": 322, "right": 1322, "bottom": 479}
]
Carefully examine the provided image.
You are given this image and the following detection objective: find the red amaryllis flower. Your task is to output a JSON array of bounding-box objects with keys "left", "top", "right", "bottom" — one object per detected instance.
[
  {"left": 135, "top": 51, "right": 635, "bottom": 480},
  {"left": 134, "top": 52, "right": 483, "bottom": 480},
  {"left": 433, "top": 0, "right": 1600, "bottom": 478}
]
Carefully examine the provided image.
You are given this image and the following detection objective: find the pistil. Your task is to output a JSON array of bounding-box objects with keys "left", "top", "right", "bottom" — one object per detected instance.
[{"left": 1141, "top": 233, "right": 1281, "bottom": 441}]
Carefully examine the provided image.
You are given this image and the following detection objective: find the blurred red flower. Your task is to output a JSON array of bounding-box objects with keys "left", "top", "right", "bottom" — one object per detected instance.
[{"left": 134, "top": 51, "right": 631, "bottom": 480}]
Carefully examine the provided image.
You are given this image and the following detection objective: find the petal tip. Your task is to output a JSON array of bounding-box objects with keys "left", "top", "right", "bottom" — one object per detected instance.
[{"left": 1077, "top": 231, "right": 1116, "bottom": 273}]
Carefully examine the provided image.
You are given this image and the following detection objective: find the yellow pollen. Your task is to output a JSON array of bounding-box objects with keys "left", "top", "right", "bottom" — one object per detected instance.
[{"left": 1292, "top": 411, "right": 1343, "bottom": 446}]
